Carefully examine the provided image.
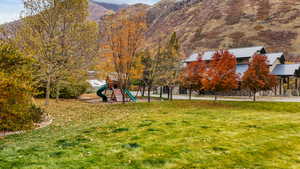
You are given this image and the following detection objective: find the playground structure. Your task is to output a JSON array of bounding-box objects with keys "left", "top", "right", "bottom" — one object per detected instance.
[{"left": 96, "top": 77, "right": 137, "bottom": 103}]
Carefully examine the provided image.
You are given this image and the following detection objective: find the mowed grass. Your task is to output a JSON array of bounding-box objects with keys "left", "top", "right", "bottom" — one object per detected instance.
[{"left": 1, "top": 100, "right": 300, "bottom": 169}]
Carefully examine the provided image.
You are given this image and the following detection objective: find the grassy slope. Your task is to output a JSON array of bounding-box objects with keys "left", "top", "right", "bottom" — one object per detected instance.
[{"left": 1, "top": 100, "right": 300, "bottom": 169}]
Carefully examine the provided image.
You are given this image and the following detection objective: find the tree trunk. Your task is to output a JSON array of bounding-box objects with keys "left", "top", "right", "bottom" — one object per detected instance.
[
  {"left": 135, "top": 84, "right": 141, "bottom": 97},
  {"left": 167, "top": 86, "right": 170, "bottom": 100},
  {"left": 141, "top": 85, "right": 145, "bottom": 97},
  {"left": 147, "top": 84, "right": 151, "bottom": 103},
  {"left": 56, "top": 82, "right": 60, "bottom": 103},
  {"left": 279, "top": 78, "right": 282, "bottom": 95},
  {"left": 160, "top": 86, "right": 163, "bottom": 100},
  {"left": 122, "top": 89, "right": 126, "bottom": 104},
  {"left": 170, "top": 87, "right": 173, "bottom": 101},
  {"left": 287, "top": 77, "right": 290, "bottom": 89},
  {"left": 253, "top": 91, "right": 256, "bottom": 102},
  {"left": 189, "top": 86, "right": 192, "bottom": 101},
  {"left": 45, "top": 75, "right": 51, "bottom": 106},
  {"left": 214, "top": 94, "right": 217, "bottom": 102}
]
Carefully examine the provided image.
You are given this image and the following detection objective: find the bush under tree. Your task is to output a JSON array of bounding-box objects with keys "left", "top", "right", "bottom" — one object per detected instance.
[{"left": 35, "top": 77, "right": 89, "bottom": 99}]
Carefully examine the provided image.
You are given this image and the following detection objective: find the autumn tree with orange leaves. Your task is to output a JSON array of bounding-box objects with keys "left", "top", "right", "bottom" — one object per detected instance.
[
  {"left": 242, "top": 54, "right": 277, "bottom": 102},
  {"left": 202, "top": 50, "right": 238, "bottom": 101},
  {"left": 181, "top": 58, "right": 206, "bottom": 100},
  {"left": 100, "top": 11, "right": 147, "bottom": 102}
]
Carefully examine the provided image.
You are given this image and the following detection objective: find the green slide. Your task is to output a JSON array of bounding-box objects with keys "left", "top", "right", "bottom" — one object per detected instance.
[
  {"left": 124, "top": 89, "right": 137, "bottom": 102},
  {"left": 97, "top": 84, "right": 108, "bottom": 102}
]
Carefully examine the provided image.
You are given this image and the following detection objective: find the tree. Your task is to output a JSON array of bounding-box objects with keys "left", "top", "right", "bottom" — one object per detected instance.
[
  {"left": 19, "top": 0, "right": 98, "bottom": 105},
  {"left": 161, "top": 32, "right": 182, "bottom": 100},
  {"left": 0, "top": 41, "right": 43, "bottom": 131},
  {"left": 52, "top": 21, "right": 99, "bottom": 102},
  {"left": 100, "top": 11, "right": 147, "bottom": 102},
  {"left": 141, "top": 46, "right": 164, "bottom": 103},
  {"left": 202, "top": 50, "right": 238, "bottom": 101},
  {"left": 242, "top": 54, "right": 277, "bottom": 101},
  {"left": 180, "top": 58, "right": 205, "bottom": 100}
]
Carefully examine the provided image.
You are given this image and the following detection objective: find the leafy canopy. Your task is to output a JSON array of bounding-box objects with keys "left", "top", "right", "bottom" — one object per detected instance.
[
  {"left": 242, "top": 54, "right": 277, "bottom": 93},
  {"left": 202, "top": 50, "right": 238, "bottom": 93},
  {"left": 0, "top": 41, "right": 42, "bottom": 131}
]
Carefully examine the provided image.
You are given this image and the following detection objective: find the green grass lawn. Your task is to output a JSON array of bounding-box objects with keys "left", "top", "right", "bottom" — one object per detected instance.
[{"left": 1, "top": 100, "right": 300, "bottom": 169}]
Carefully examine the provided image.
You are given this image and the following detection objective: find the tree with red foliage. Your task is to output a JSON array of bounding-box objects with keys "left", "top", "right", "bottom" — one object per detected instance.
[
  {"left": 242, "top": 54, "right": 277, "bottom": 102},
  {"left": 202, "top": 50, "right": 238, "bottom": 101},
  {"left": 181, "top": 58, "right": 206, "bottom": 100}
]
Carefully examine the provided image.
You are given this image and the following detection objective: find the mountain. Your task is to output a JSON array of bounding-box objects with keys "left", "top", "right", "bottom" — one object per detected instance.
[
  {"left": 88, "top": 0, "right": 128, "bottom": 21},
  {"left": 88, "top": 0, "right": 110, "bottom": 21},
  {"left": 144, "top": 0, "right": 300, "bottom": 60},
  {"left": 90, "top": 0, "right": 128, "bottom": 11},
  {"left": 0, "top": 1, "right": 128, "bottom": 27},
  {"left": 4, "top": 0, "right": 300, "bottom": 61},
  {"left": 1, "top": 1, "right": 129, "bottom": 39}
]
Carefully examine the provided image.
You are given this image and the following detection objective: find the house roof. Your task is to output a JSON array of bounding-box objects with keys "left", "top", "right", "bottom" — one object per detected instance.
[
  {"left": 184, "top": 53, "right": 199, "bottom": 62},
  {"left": 271, "top": 64, "right": 300, "bottom": 76},
  {"left": 202, "top": 46, "right": 265, "bottom": 60},
  {"left": 265, "top": 53, "right": 283, "bottom": 65},
  {"left": 236, "top": 64, "right": 249, "bottom": 77}
]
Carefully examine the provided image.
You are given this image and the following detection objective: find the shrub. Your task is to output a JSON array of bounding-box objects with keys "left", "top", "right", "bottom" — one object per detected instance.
[
  {"left": 36, "top": 79, "right": 89, "bottom": 99},
  {"left": 0, "top": 104, "right": 44, "bottom": 131},
  {"left": 29, "top": 104, "right": 44, "bottom": 123},
  {"left": 0, "top": 41, "right": 43, "bottom": 131},
  {"left": 58, "top": 80, "right": 89, "bottom": 99}
]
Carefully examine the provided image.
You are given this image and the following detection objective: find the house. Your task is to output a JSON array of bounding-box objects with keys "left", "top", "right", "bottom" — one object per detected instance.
[{"left": 182, "top": 46, "right": 300, "bottom": 96}]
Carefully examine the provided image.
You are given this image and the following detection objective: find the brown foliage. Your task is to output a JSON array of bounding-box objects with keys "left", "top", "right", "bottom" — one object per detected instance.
[
  {"left": 211, "top": 9, "right": 223, "bottom": 20},
  {"left": 200, "top": 39, "right": 223, "bottom": 49},
  {"left": 256, "top": 0, "right": 271, "bottom": 20},
  {"left": 181, "top": 58, "right": 206, "bottom": 90},
  {"left": 100, "top": 11, "right": 147, "bottom": 102},
  {"left": 257, "top": 30, "right": 297, "bottom": 47},
  {"left": 242, "top": 54, "right": 277, "bottom": 101},
  {"left": 225, "top": 0, "right": 244, "bottom": 25},
  {"left": 229, "top": 32, "right": 245, "bottom": 40},
  {"left": 254, "top": 25, "right": 264, "bottom": 31},
  {"left": 139, "top": 0, "right": 300, "bottom": 59},
  {"left": 202, "top": 50, "right": 238, "bottom": 99}
]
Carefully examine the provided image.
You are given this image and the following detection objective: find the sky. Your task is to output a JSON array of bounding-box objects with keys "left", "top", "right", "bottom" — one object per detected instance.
[
  {"left": 0, "top": 0, "right": 160, "bottom": 24},
  {"left": 0, "top": 0, "right": 23, "bottom": 24}
]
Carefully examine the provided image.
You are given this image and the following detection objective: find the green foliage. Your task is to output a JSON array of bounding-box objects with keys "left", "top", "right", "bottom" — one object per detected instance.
[
  {"left": 0, "top": 41, "right": 43, "bottom": 131},
  {"left": 20, "top": 0, "right": 99, "bottom": 105},
  {"left": 58, "top": 80, "right": 89, "bottom": 99},
  {"left": 36, "top": 79, "right": 89, "bottom": 99},
  {"left": 161, "top": 32, "right": 182, "bottom": 86}
]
